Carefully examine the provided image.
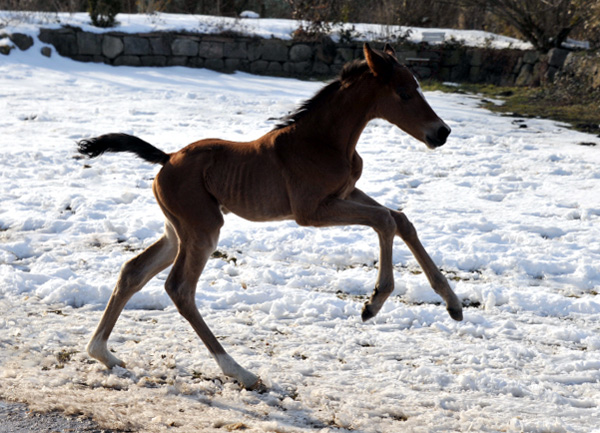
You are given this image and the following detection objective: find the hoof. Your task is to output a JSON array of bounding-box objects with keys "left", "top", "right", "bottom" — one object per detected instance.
[
  {"left": 447, "top": 305, "right": 463, "bottom": 321},
  {"left": 247, "top": 378, "right": 268, "bottom": 393},
  {"left": 361, "top": 303, "right": 377, "bottom": 322}
]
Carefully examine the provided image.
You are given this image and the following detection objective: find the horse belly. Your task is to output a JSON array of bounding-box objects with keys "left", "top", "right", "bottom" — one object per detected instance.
[{"left": 211, "top": 165, "right": 292, "bottom": 222}]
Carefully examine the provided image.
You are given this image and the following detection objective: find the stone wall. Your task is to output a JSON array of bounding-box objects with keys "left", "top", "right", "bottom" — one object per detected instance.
[
  {"left": 556, "top": 51, "right": 600, "bottom": 92},
  {"left": 2, "top": 26, "right": 577, "bottom": 87}
]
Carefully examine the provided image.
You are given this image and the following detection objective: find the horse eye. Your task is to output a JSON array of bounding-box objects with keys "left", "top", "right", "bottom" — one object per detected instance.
[{"left": 396, "top": 86, "right": 411, "bottom": 101}]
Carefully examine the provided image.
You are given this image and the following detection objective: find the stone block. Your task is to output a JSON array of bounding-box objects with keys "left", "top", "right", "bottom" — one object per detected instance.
[
  {"left": 72, "top": 54, "right": 93, "bottom": 62},
  {"left": 188, "top": 57, "right": 204, "bottom": 68},
  {"left": 102, "top": 35, "right": 123, "bottom": 59},
  {"left": 289, "top": 44, "right": 312, "bottom": 62},
  {"left": 267, "top": 61, "right": 283, "bottom": 74},
  {"left": 39, "top": 29, "right": 77, "bottom": 57},
  {"left": 315, "top": 37, "right": 335, "bottom": 64},
  {"left": 225, "top": 58, "right": 240, "bottom": 71},
  {"left": 330, "top": 63, "right": 344, "bottom": 75},
  {"left": 172, "top": 38, "right": 198, "bottom": 56},
  {"left": 259, "top": 40, "right": 288, "bottom": 61},
  {"left": 469, "top": 66, "right": 481, "bottom": 82},
  {"left": 77, "top": 32, "right": 101, "bottom": 55},
  {"left": 438, "top": 67, "right": 452, "bottom": 82},
  {"left": 123, "top": 36, "right": 150, "bottom": 55},
  {"left": 205, "top": 58, "right": 225, "bottom": 70},
  {"left": 413, "top": 66, "right": 432, "bottom": 79},
  {"left": 522, "top": 50, "right": 540, "bottom": 65},
  {"left": 513, "top": 58, "right": 523, "bottom": 74},
  {"left": 467, "top": 49, "right": 482, "bottom": 67},
  {"left": 545, "top": 65, "right": 558, "bottom": 82},
  {"left": 198, "top": 41, "right": 223, "bottom": 58},
  {"left": 250, "top": 60, "right": 268, "bottom": 74},
  {"left": 167, "top": 56, "right": 188, "bottom": 66},
  {"left": 290, "top": 61, "right": 311, "bottom": 75},
  {"left": 334, "top": 47, "right": 354, "bottom": 64},
  {"left": 312, "top": 61, "right": 330, "bottom": 75},
  {"left": 548, "top": 48, "right": 569, "bottom": 68},
  {"left": 141, "top": 55, "right": 167, "bottom": 67},
  {"left": 40, "top": 46, "right": 52, "bottom": 57},
  {"left": 9, "top": 33, "right": 33, "bottom": 50},
  {"left": 113, "top": 55, "right": 141, "bottom": 66},
  {"left": 150, "top": 37, "right": 171, "bottom": 56},
  {"left": 223, "top": 41, "right": 248, "bottom": 59},
  {"left": 515, "top": 63, "right": 533, "bottom": 86}
]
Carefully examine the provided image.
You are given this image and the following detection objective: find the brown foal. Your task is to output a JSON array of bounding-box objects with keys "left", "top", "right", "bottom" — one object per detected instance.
[{"left": 78, "top": 43, "right": 462, "bottom": 390}]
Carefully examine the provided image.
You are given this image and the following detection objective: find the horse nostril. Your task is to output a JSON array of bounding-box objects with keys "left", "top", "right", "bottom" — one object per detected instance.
[{"left": 438, "top": 125, "right": 451, "bottom": 142}]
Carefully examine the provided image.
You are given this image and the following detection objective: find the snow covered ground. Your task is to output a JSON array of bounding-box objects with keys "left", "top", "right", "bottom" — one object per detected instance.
[{"left": 1, "top": 20, "right": 600, "bottom": 433}]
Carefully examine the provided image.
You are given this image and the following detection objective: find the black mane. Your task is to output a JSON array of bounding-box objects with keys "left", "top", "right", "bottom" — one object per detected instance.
[{"left": 273, "top": 59, "right": 370, "bottom": 130}]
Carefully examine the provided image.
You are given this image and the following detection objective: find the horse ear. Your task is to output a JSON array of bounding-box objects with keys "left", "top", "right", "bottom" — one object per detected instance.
[
  {"left": 383, "top": 43, "right": 396, "bottom": 57},
  {"left": 364, "top": 43, "right": 392, "bottom": 79}
]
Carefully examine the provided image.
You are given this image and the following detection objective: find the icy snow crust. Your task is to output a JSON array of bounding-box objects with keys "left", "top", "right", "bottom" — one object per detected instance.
[{"left": 1, "top": 19, "right": 600, "bottom": 433}]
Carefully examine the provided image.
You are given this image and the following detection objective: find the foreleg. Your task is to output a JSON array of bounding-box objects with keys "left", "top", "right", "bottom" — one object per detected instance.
[{"left": 348, "top": 189, "right": 463, "bottom": 321}]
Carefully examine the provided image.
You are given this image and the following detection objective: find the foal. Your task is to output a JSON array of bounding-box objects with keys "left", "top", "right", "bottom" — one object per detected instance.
[{"left": 79, "top": 43, "right": 462, "bottom": 390}]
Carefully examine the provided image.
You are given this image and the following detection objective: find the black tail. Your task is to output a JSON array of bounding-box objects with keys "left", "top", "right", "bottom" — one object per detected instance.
[{"left": 77, "top": 133, "right": 170, "bottom": 165}]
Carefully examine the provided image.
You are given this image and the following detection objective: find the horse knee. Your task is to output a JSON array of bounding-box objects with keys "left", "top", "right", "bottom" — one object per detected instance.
[
  {"left": 393, "top": 211, "right": 417, "bottom": 240},
  {"left": 378, "top": 211, "right": 397, "bottom": 238}
]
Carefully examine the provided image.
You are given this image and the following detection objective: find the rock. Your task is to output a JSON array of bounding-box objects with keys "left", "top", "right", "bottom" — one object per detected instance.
[
  {"left": 315, "top": 36, "right": 335, "bottom": 64},
  {"left": 9, "top": 33, "right": 33, "bottom": 50},
  {"left": 258, "top": 40, "right": 288, "bottom": 62},
  {"left": 289, "top": 61, "right": 311, "bottom": 75},
  {"left": 224, "top": 41, "right": 247, "bottom": 59},
  {"left": 267, "top": 61, "right": 283, "bottom": 74},
  {"left": 515, "top": 64, "right": 533, "bottom": 86},
  {"left": 467, "top": 49, "right": 481, "bottom": 67},
  {"left": 39, "top": 28, "right": 77, "bottom": 56},
  {"left": 77, "top": 31, "right": 102, "bottom": 55},
  {"left": 150, "top": 37, "right": 171, "bottom": 56},
  {"left": 289, "top": 44, "right": 312, "bottom": 62},
  {"left": 123, "top": 36, "right": 150, "bottom": 56},
  {"left": 141, "top": 55, "right": 167, "bottom": 67},
  {"left": 172, "top": 38, "right": 199, "bottom": 56},
  {"left": 198, "top": 41, "right": 222, "bottom": 58},
  {"left": 102, "top": 35, "right": 123, "bottom": 59},
  {"left": 250, "top": 60, "right": 268, "bottom": 74},
  {"left": 113, "top": 55, "right": 141, "bottom": 66},
  {"left": 548, "top": 48, "right": 569, "bottom": 68},
  {"left": 167, "top": 56, "right": 187, "bottom": 66},
  {"left": 522, "top": 50, "right": 540, "bottom": 65},
  {"left": 312, "top": 61, "right": 330, "bottom": 75},
  {"left": 205, "top": 58, "right": 225, "bottom": 71},
  {"left": 334, "top": 47, "right": 354, "bottom": 64},
  {"left": 41, "top": 46, "right": 52, "bottom": 57}
]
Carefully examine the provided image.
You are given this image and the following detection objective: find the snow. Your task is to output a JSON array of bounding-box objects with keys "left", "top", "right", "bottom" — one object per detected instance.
[
  {"left": 1, "top": 15, "right": 600, "bottom": 433},
  {"left": 0, "top": 10, "right": 532, "bottom": 49}
]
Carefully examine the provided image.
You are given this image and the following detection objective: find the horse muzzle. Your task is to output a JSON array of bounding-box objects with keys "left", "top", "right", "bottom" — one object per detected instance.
[{"left": 425, "top": 123, "right": 451, "bottom": 149}]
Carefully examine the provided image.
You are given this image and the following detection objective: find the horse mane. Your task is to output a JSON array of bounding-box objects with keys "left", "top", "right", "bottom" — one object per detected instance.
[{"left": 273, "top": 59, "right": 371, "bottom": 131}]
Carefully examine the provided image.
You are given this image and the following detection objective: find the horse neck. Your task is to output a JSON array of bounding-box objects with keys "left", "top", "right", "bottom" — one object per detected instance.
[{"left": 297, "top": 79, "right": 378, "bottom": 157}]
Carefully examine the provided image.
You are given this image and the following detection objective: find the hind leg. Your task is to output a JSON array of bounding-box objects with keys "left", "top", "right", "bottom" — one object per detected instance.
[
  {"left": 164, "top": 214, "right": 259, "bottom": 389},
  {"left": 87, "top": 222, "right": 178, "bottom": 368}
]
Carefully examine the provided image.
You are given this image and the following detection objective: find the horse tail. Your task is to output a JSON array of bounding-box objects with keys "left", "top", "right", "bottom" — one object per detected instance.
[{"left": 77, "top": 133, "right": 170, "bottom": 165}]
